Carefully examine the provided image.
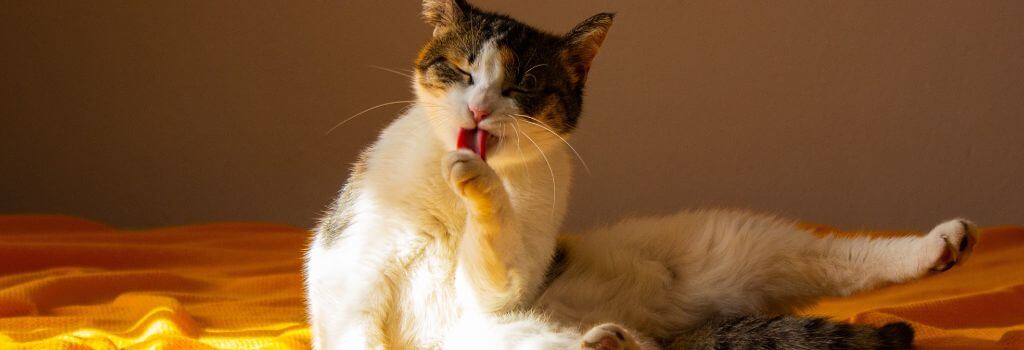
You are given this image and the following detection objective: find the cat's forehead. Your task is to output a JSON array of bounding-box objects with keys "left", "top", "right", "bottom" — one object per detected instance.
[{"left": 426, "top": 12, "right": 564, "bottom": 69}]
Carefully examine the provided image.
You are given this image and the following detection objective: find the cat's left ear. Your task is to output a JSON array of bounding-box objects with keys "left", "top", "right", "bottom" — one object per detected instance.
[
  {"left": 562, "top": 13, "right": 615, "bottom": 85},
  {"left": 422, "top": 0, "right": 470, "bottom": 36}
]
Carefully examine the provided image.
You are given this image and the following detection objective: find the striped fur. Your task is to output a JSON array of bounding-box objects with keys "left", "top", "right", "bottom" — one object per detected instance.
[{"left": 666, "top": 316, "right": 913, "bottom": 350}]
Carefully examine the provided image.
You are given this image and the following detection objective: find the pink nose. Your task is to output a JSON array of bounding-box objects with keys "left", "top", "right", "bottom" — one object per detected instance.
[{"left": 470, "top": 106, "right": 490, "bottom": 123}]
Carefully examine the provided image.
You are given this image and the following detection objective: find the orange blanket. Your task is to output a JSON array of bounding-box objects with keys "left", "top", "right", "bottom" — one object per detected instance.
[{"left": 0, "top": 215, "right": 1021, "bottom": 349}]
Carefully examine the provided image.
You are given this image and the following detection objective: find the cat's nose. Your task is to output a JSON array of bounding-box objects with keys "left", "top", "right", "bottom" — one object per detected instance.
[{"left": 469, "top": 105, "right": 490, "bottom": 123}]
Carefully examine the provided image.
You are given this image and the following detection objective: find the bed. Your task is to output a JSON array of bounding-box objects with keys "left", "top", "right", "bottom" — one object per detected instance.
[{"left": 0, "top": 215, "right": 1021, "bottom": 349}]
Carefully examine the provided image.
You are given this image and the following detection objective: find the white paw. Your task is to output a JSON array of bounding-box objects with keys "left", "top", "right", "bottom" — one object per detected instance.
[
  {"left": 442, "top": 150, "right": 496, "bottom": 196},
  {"left": 580, "top": 323, "right": 643, "bottom": 350},
  {"left": 441, "top": 150, "right": 506, "bottom": 216},
  {"left": 923, "top": 219, "right": 979, "bottom": 272}
]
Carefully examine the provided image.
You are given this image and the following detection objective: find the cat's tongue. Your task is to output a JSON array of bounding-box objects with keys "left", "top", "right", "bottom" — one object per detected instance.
[{"left": 457, "top": 128, "right": 489, "bottom": 161}]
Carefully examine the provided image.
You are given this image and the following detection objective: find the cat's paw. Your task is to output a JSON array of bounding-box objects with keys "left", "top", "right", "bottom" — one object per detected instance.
[
  {"left": 580, "top": 323, "right": 644, "bottom": 350},
  {"left": 923, "top": 219, "right": 978, "bottom": 272},
  {"left": 442, "top": 150, "right": 505, "bottom": 215}
]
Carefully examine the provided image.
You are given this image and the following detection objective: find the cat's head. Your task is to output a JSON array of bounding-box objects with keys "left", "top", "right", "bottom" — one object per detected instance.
[{"left": 413, "top": 0, "right": 613, "bottom": 164}]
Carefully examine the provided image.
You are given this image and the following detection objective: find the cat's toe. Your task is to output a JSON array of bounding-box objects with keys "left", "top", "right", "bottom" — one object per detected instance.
[
  {"left": 442, "top": 150, "right": 492, "bottom": 194},
  {"left": 441, "top": 150, "right": 507, "bottom": 216},
  {"left": 581, "top": 324, "right": 639, "bottom": 350},
  {"left": 927, "top": 219, "right": 978, "bottom": 272}
]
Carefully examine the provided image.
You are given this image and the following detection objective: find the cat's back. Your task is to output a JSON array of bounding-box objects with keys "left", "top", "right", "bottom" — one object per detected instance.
[{"left": 566, "top": 209, "right": 801, "bottom": 260}]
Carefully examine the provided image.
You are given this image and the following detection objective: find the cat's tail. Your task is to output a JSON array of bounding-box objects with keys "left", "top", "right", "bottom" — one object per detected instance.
[{"left": 664, "top": 315, "right": 914, "bottom": 350}]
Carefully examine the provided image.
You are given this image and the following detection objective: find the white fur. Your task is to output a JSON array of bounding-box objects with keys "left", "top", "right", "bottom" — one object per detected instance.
[
  {"left": 307, "top": 40, "right": 578, "bottom": 348},
  {"left": 304, "top": 36, "right": 978, "bottom": 350},
  {"left": 535, "top": 211, "right": 976, "bottom": 341}
]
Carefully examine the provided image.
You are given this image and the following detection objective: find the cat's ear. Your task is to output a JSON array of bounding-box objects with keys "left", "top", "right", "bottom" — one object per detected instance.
[
  {"left": 562, "top": 13, "right": 615, "bottom": 84},
  {"left": 422, "top": 0, "right": 470, "bottom": 36}
]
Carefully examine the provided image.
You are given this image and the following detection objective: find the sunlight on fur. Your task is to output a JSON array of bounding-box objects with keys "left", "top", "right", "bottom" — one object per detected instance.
[{"left": 304, "top": 1, "right": 975, "bottom": 349}]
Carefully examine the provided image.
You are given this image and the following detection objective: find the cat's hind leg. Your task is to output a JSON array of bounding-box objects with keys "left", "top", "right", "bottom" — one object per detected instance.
[
  {"left": 808, "top": 218, "right": 978, "bottom": 296},
  {"left": 676, "top": 216, "right": 981, "bottom": 321},
  {"left": 581, "top": 323, "right": 658, "bottom": 350},
  {"left": 445, "top": 314, "right": 658, "bottom": 350},
  {"left": 537, "top": 212, "right": 978, "bottom": 335},
  {"left": 921, "top": 219, "right": 979, "bottom": 272}
]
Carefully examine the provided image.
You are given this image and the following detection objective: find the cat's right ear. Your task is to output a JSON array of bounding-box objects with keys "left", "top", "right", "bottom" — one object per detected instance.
[{"left": 422, "top": 0, "right": 469, "bottom": 36}]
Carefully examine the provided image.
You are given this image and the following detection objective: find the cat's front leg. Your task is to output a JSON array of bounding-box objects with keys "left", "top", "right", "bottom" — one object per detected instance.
[
  {"left": 443, "top": 149, "right": 510, "bottom": 220},
  {"left": 442, "top": 150, "right": 526, "bottom": 313}
]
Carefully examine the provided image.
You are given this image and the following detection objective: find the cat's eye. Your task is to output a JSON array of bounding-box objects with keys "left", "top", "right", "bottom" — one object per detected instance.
[
  {"left": 430, "top": 57, "right": 473, "bottom": 85},
  {"left": 503, "top": 81, "right": 541, "bottom": 97},
  {"left": 502, "top": 87, "right": 535, "bottom": 97},
  {"left": 453, "top": 66, "right": 474, "bottom": 85},
  {"left": 503, "top": 76, "right": 540, "bottom": 96}
]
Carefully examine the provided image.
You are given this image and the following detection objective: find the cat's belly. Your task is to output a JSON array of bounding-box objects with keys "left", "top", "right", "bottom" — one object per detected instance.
[
  {"left": 533, "top": 255, "right": 690, "bottom": 339},
  {"left": 533, "top": 210, "right": 820, "bottom": 339}
]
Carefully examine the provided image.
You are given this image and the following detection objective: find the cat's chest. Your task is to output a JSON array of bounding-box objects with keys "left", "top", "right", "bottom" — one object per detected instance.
[{"left": 395, "top": 243, "right": 461, "bottom": 347}]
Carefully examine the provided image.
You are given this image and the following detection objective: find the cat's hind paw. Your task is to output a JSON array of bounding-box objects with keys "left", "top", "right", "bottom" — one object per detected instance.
[
  {"left": 925, "top": 219, "right": 979, "bottom": 272},
  {"left": 580, "top": 323, "right": 644, "bottom": 350}
]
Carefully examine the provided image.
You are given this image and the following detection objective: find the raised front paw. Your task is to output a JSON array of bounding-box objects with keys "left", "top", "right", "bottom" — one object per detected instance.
[
  {"left": 924, "top": 219, "right": 979, "bottom": 272},
  {"left": 442, "top": 150, "right": 506, "bottom": 215},
  {"left": 580, "top": 323, "right": 645, "bottom": 350}
]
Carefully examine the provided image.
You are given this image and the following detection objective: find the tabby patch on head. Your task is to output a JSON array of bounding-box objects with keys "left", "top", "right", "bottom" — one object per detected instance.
[{"left": 414, "top": 0, "right": 613, "bottom": 140}]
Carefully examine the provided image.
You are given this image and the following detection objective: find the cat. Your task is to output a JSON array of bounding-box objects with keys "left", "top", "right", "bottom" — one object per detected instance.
[{"left": 303, "top": 1, "right": 977, "bottom": 349}]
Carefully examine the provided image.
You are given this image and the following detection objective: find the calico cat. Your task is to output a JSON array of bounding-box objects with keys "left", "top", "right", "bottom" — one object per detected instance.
[{"left": 304, "top": 1, "right": 977, "bottom": 349}]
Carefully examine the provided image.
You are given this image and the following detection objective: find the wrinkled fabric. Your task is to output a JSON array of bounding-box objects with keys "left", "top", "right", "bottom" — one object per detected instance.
[
  {"left": 804, "top": 225, "right": 1024, "bottom": 349},
  {"left": 0, "top": 216, "right": 308, "bottom": 349},
  {"left": 0, "top": 215, "right": 1020, "bottom": 349}
]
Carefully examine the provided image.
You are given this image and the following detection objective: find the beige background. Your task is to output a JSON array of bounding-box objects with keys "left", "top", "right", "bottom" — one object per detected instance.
[{"left": 2, "top": 1, "right": 1022, "bottom": 231}]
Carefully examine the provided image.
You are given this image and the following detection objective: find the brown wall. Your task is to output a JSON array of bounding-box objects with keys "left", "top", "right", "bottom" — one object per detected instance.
[{"left": 2, "top": 1, "right": 1022, "bottom": 231}]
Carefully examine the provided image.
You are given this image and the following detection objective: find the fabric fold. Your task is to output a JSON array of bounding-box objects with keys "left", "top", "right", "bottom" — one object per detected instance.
[{"left": 0, "top": 215, "right": 1020, "bottom": 349}]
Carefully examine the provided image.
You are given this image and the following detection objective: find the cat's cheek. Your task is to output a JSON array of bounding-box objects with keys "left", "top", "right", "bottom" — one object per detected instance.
[{"left": 433, "top": 86, "right": 464, "bottom": 114}]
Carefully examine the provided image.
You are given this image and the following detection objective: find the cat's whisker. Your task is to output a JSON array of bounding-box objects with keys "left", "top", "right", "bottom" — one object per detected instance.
[
  {"left": 500, "top": 122, "right": 508, "bottom": 155},
  {"left": 517, "top": 123, "right": 557, "bottom": 217},
  {"left": 326, "top": 100, "right": 418, "bottom": 135},
  {"left": 369, "top": 65, "right": 414, "bottom": 79},
  {"left": 522, "top": 63, "right": 548, "bottom": 77},
  {"left": 512, "top": 114, "right": 591, "bottom": 176},
  {"left": 418, "top": 102, "right": 452, "bottom": 117},
  {"left": 423, "top": 111, "right": 452, "bottom": 125},
  {"left": 418, "top": 100, "right": 446, "bottom": 108},
  {"left": 521, "top": 63, "right": 548, "bottom": 86},
  {"left": 394, "top": 112, "right": 447, "bottom": 139},
  {"left": 508, "top": 119, "right": 531, "bottom": 177}
]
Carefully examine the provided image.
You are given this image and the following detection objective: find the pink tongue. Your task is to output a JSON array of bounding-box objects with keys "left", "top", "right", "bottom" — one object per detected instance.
[{"left": 457, "top": 128, "right": 489, "bottom": 161}]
